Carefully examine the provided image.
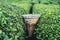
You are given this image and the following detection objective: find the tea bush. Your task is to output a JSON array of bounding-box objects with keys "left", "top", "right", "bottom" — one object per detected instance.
[
  {"left": 11, "top": 3, "right": 31, "bottom": 14},
  {"left": 0, "top": 0, "right": 60, "bottom": 4},
  {"left": 31, "top": 0, "right": 39, "bottom": 4},
  {"left": 40, "top": 0, "right": 59, "bottom": 4},
  {"left": 32, "top": 0, "right": 60, "bottom": 4},
  {"left": 0, "top": 0, "right": 31, "bottom": 4},
  {"left": 33, "top": 4, "right": 60, "bottom": 40},
  {"left": 0, "top": 4, "right": 31, "bottom": 40},
  {"left": 14, "top": 0, "right": 31, "bottom": 3}
]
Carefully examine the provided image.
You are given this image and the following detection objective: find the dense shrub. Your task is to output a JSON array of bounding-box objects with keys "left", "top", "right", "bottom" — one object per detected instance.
[
  {"left": 40, "top": 0, "right": 59, "bottom": 4},
  {"left": 31, "top": 0, "right": 39, "bottom": 4},
  {"left": 14, "top": 0, "right": 31, "bottom": 3},
  {"left": 0, "top": 4, "right": 30, "bottom": 40},
  {"left": 0, "top": 0, "right": 31, "bottom": 4},
  {"left": 33, "top": 4, "right": 60, "bottom": 40},
  {"left": 32, "top": 0, "right": 60, "bottom": 4},
  {"left": 0, "top": 0, "right": 60, "bottom": 4},
  {"left": 11, "top": 3, "right": 31, "bottom": 14}
]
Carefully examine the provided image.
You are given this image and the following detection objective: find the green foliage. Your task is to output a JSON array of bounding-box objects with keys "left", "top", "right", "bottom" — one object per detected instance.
[
  {"left": 10, "top": 3, "right": 31, "bottom": 14},
  {"left": 0, "top": 0, "right": 60, "bottom": 40},
  {"left": 33, "top": 4, "right": 60, "bottom": 40},
  {"left": 0, "top": 0, "right": 31, "bottom": 4},
  {"left": 0, "top": 0, "right": 60, "bottom": 4},
  {"left": 31, "top": 0, "right": 39, "bottom": 4},
  {"left": 0, "top": 4, "right": 30, "bottom": 40},
  {"left": 31, "top": 0, "right": 60, "bottom": 4},
  {"left": 15, "top": 0, "right": 31, "bottom": 3},
  {"left": 40, "top": 0, "right": 59, "bottom": 4}
]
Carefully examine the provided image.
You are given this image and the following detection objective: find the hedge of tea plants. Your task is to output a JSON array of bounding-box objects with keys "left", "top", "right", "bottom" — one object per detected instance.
[
  {"left": 0, "top": 4, "right": 31, "bottom": 40},
  {"left": 40, "top": 0, "right": 60, "bottom": 4},
  {"left": 0, "top": 0, "right": 60, "bottom": 40},
  {"left": 0, "top": 0, "right": 60, "bottom": 4},
  {"left": 11, "top": 3, "right": 31, "bottom": 14},
  {"left": 0, "top": 0, "right": 31, "bottom": 4},
  {"left": 32, "top": 0, "right": 60, "bottom": 4},
  {"left": 33, "top": 4, "right": 60, "bottom": 40}
]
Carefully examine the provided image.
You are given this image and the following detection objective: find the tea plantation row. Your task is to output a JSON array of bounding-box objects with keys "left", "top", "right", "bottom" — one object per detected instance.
[
  {"left": 0, "top": 0, "right": 60, "bottom": 4},
  {"left": 0, "top": 1, "right": 60, "bottom": 40},
  {"left": 33, "top": 4, "right": 60, "bottom": 40},
  {"left": 0, "top": 4, "right": 31, "bottom": 40},
  {"left": 0, "top": 3, "right": 60, "bottom": 40}
]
